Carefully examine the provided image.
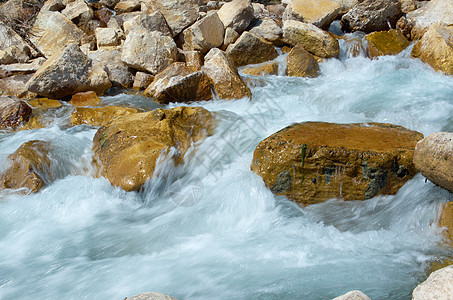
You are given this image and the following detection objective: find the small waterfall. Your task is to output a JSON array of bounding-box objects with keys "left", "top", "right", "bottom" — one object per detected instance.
[{"left": 340, "top": 32, "right": 369, "bottom": 59}]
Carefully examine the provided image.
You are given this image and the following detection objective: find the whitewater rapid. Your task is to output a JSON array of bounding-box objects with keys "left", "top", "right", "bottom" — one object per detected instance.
[{"left": 1, "top": 39, "right": 453, "bottom": 299}]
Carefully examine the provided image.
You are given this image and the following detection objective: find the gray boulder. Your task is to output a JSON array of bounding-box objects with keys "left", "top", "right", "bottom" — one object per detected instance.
[
  {"left": 26, "top": 44, "right": 111, "bottom": 98},
  {"left": 121, "top": 31, "right": 178, "bottom": 75},
  {"left": 89, "top": 48, "right": 134, "bottom": 88},
  {"left": 341, "top": 0, "right": 402, "bottom": 33}
]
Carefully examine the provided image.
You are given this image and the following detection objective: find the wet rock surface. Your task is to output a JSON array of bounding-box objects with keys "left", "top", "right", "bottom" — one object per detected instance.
[{"left": 251, "top": 122, "right": 423, "bottom": 206}]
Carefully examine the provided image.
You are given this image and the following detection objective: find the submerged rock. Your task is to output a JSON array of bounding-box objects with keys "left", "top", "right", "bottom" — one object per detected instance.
[
  {"left": 203, "top": 48, "right": 251, "bottom": 100},
  {"left": 0, "top": 95, "right": 32, "bottom": 129},
  {"left": 283, "top": 20, "right": 339, "bottom": 58},
  {"left": 1, "top": 140, "right": 52, "bottom": 193},
  {"left": 70, "top": 106, "right": 138, "bottom": 126},
  {"left": 26, "top": 44, "right": 111, "bottom": 98},
  {"left": 333, "top": 290, "right": 371, "bottom": 300},
  {"left": 412, "top": 265, "right": 453, "bottom": 300},
  {"left": 286, "top": 44, "right": 320, "bottom": 78},
  {"left": 440, "top": 201, "right": 453, "bottom": 244},
  {"left": 366, "top": 29, "right": 410, "bottom": 58},
  {"left": 143, "top": 62, "right": 212, "bottom": 104},
  {"left": 411, "top": 25, "right": 453, "bottom": 75},
  {"left": 69, "top": 91, "right": 101, "bottom": 107},
  {"left": 92, "top": 106, "right": 215, "bottom": 191},
  {"left": 125, "top": 292, "right": 177, "bottom": 300},
  {"left": 283, "top": 0, "right": 341, "bottom": 29},
  {"left": 226, "top": 31, "right": 279, "bottom": 67},
  {"left": 251, "top": 122, "right": 423, "bottom": 206},
  {"left": 341, "top": 0, "right": 402, "bottom": 33},
  {"left": 413, "top": 132, "right": 453, "bottom": 193}
]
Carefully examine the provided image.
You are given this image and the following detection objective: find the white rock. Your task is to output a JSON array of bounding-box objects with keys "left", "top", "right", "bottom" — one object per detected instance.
[
  {"left": 412, "top": 265, "right": 453, "bottom": 300},
  {"left": 217, "top": 0, "right": 254, "bottom": 33},
  {"left": 333, "top": 290, "right": 371, "bottom": 300}
]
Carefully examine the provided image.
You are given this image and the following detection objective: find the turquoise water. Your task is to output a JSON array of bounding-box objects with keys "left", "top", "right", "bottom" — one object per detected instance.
[{"left": 1, "top": 40, "right": 453, "bottom": 299}]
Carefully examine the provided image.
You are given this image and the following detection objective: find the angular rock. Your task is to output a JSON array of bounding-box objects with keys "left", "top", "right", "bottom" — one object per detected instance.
[
  {"left": 183, "top": 11, "right": 225, "bottom": 53},
  {"left": 180, "top": 50, "right": 203, "bottom": 70},
  {"left": 283, "top": 20, "right": 340, "bottom": 58},
  {"left": 332, "top": 0, "right": 358, "bottom": 15},
  {"left": 203, "top": 48, "right": 251, "bottom": 100},
  {"left": 69, "top": 91, "right": 101, "bottom": 107},
  {"left": 242, "top": 61, "right": 279, "bottom": 76},
  {"left": 266, "top": 4, "right": 286, "bottom": 18},
  {"left": 411, "top": 25, "right": 453, "bottom": 75},
  {"left": 251, "top": 122, "right": 423, "bottom": 206},
  {"left": 71, "top": 106, "right": 138, "bottom": 126},
  {"left": 412, "top": 265, "right": 453, "bottom": 300},
  {"left": 222, "top": 27, "right": 240, "bottom": 49},
  {"left": 226, "top": 32, "right": 278, "bottom": 66},
  {"left": 140, "top": 0, "right": 199, "bottom": 36},
  {"left": 114, "top": 0, "right": 141, "bottom": 14},
  {"left": 333, "top": 290, "right": 371, "bottom": 300},
  {"left": 92, "top": 106, "right": 215, "bottom": 191},
  {"left": 217, "top": 0, "right": 254, "bottom": 34},
  {"left": 0, "top": 95, "right": 32, "bottom": 129},
  {"left": 123, "top": 11, "right": 172, "bottom": 36},
  {"left": 286, "top": 44, "right": 319, "bottom": 78},
  {"left": 133, "top": 71, "right": 154, "bottom": 90},
  {"left": 89, "top": 47, "right": 134, "bottom": 89},
  {"left": 0, "top": 74, "right": 36, "bottom": 98},
  {"left": 406, "top": 0, "right": 453, "bottom": 40},
  {"left": 121, "top": 31, "right": 178, "bottom": 75},
  {"left": 440, "top": 201, "right": 453, "bottom": 244},
  {"left": 252, "top": 3, "right": 269, "bottom": 19},
  {"left": 125, "top": 292, "right": 177, "bottom": 300},
  {"left": 61, "top": 0, "right": 94, "bottom": 28},
  {"left": 0, "top": 45, "right": 30, "bottom": 64},
  {"left": 249, "top": 18, "right": 283, "bottom": 45},
  {"left": 95, "top": 28, "right": 121, "bottom": 48},
  {"left": 1, "top": 140, "right": 52, "bottom": 193},
  {"left": 29, "top": 11, "right": 87, "bottom": 58},
  {"left": 341, "top": 0, "right": 402, "bottom": 33},
  {"left": 0, "top": 21, "right": 34, "bottom": 61},
  {"left": 399, "top": 0, "right": 418, "bottom": 14},
  {"left": 0, "top": 57, "right": 46, "bottom": 79},
  {"left": 283, "top": 0, "right": 341, "bottom": 29},
  {"left": 365, "top": 29, "right": 410, "bottom": 58},
  {"left": 413, "top": 132, "right": 453, "bottom": 193},
  {"left": 26, "top": 44, "right": 111, "bottom": 99},
  {"left": 144, "top": 62, "right": 212, "bottom": 104}
]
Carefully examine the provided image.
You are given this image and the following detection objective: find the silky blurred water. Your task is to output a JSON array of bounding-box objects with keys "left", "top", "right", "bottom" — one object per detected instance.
[{"left": 1, "top": 38, "right": 453, "bottom": 300}]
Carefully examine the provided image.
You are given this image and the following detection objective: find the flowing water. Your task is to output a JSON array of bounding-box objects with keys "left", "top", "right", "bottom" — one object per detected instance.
[{"left": 1, "top": 34, "right": 453, "bottom": 300}]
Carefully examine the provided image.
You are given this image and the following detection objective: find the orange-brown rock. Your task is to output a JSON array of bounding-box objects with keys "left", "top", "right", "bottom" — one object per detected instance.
[
  {"left": 20, "top": 116, "right": 44, "bottom": 131},
  {"left": 1, "top": 140, "right": 52, "bottom": 193},
  {"left": 365, "top": 29, "right": 410, "bottom": 58},
  {"left": 440, "top": 201, "right": 453, "bottom": 244},
  {"left": 70, "top": 106, "right": 138, "bottom": 127},
  {"left": 251, "top": 122, "right": 423, "bottom": 206},
  {"left": 27, "top": 98, "right": 62, "bottom": 109},
  {"left": 69, "top": 91, "right": 102, "bottom": 107},
  {"left": 92, "top": 106, "right": 215, "bottom": 191},
  {"left": 0, "top": 95, "right": 32, "bottom": 129},
  {"left": 242, "top": 62, "right": 279, "bottom": 76},
  {"left": 413, "top": 132, "right": 453, "bottom": 193},
  {"left": 411, "top": 24, "right": 453, "bottom": 75},
  {"left": 286, "top": 44, "right": 320, "bottom": 78}
]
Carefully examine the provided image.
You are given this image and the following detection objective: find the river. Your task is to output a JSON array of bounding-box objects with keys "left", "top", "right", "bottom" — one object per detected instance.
[{"left": 1, "top": 33, "right": 453, "bottom": 299}]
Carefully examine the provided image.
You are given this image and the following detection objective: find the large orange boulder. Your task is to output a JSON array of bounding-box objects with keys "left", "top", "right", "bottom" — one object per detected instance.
[
  {"left": 92, "top": 106, "right": 215, "bottom": 191},
  {"left": 251, "top": 122, "right": 423, "bottom": 206},
  {"left": 1, "top": 140, "right": 52, "bottom": 193},
  {"left": 440, "top": 201, "right": 453, "bottom": 244}
]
